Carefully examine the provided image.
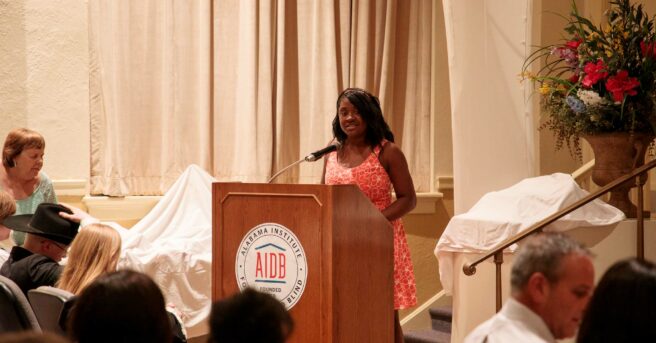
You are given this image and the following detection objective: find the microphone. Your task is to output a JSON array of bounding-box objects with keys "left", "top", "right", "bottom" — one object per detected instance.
[
  {"left": 267, "top": 142, "right": 342, "bottom": 183},
  {"left": 304, "top": 142, "right": 341, "bottom": 162}
]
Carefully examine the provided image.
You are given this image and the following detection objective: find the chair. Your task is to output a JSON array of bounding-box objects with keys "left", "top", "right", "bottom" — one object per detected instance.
[
  {"left": 27, "top": 286, "right": 74, "bottom": 336},
  {"left": 0, "top": 275, "right": 41, "bottom": 333}
]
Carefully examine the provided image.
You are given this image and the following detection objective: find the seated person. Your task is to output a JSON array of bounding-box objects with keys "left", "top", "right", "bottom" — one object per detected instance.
[
  {"left": 0, "top": 203, "right": 78, "bottom": 294},
  {"left": 56, "top": 222, "right": 186, "bottom": 342},
  {"left": 464, "top": 232, "right": 594, "bottom": 343},
  {"left": 67, "top": 269, "right": 174, "bottom": 343},
  {"left": 0, "top": 190, "right": 17, "bottom": 265},
  {"left": 577, "top": 258, "right": 656, "bottom": 342},
  {"left": 56, "top": 223, "right": 122, "bottom": 294},
  {"left": 209, "top": 288, "right": 294, "bottom": 343},
  {"left": 0, "top": 190, "right": 16, "bottom": 241}
]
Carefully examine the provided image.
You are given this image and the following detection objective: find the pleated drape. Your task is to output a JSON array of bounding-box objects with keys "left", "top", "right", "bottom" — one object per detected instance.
[{"left": 90, "top": 0, "right": 437, "bottom": 195}]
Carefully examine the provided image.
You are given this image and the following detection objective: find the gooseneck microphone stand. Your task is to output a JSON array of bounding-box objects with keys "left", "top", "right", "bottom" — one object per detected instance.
[
  {"left": 267, "top": 143, "right": 341, "bottom": 183},
  {"left": 267, "top": 158, "right": 305, "bottom": 183}
]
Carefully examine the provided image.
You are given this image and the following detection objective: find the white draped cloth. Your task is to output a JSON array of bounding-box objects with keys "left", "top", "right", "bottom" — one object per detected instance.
[
  {"left": 434, "top": 173, "right": 624, "bottom": 294},
  {"left": 114, "top": 165, "right": 214, "bottom": 337}
]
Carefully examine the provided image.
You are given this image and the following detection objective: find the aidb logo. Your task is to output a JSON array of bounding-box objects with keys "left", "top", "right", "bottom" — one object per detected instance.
[{"left": 235, "top": 223, "right": 307, "bottom": 309}]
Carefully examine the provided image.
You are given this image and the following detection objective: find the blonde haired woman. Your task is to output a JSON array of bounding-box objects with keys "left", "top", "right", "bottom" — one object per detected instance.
[
  {"left": 0, "top": 190, "right": 17, "bottom": 263},
  {"left": 57, "top": 223, "right": 121, "bottom": 294},
  {"left": 58, "top": 222, "right": 187, "bottom": 342},
  {"left": 0, "top": 190, "right": 17, "bottom": 241}
]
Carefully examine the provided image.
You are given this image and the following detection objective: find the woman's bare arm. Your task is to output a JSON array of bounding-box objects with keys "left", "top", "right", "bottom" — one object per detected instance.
[{"left": 379, "top": 142, "right": 416, "bottom": 221}]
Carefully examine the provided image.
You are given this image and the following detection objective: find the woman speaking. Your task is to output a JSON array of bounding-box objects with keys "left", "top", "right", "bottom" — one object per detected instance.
[{"left": 322, "top": 88, "right": 417, "bottom": 343}]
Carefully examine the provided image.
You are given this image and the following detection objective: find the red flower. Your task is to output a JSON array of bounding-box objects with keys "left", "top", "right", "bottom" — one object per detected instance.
[
  {"left": 568, "top": 74, "right": 579, "bottom": 84},
  {"left": 566, "top": 39, "right": 582, "bottom": 50},
  {"left": 640, "top": 40, "right": 656, "bottom": 58},
  {"left": 605, "top": 70, "right": 640, "bottom": 102},
  {"left": 582, "top": 60, "right": 608, "bottom": 87}
]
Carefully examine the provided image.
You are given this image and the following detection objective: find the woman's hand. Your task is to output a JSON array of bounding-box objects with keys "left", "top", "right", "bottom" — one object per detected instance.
[{"left": 58, "top": 203, "right": 97, "bottom": 227}]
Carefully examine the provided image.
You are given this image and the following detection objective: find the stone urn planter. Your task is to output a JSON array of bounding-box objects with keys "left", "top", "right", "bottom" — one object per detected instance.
[{"left": 583, "top": 133, "right": 655, "bottom": 218}]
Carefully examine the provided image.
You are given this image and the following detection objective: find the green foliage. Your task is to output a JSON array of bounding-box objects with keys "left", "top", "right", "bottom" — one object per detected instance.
[{"left": 522, "top": 0, "right": 656, "bottom": 160}]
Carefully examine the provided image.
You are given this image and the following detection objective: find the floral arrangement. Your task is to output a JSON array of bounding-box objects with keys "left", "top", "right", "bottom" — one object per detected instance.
[{"left": 522, "top": 0, "right": 656, "bottom": 159}]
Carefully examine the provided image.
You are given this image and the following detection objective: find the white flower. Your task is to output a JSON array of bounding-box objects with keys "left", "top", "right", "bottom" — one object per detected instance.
[{"left": 576, "top": 89, "right": 606, "bottom": 106}]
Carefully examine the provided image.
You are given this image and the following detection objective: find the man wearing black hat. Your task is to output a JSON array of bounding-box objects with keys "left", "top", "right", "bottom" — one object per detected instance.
[{"left": 0, "top": 203, "right": 79, "bottom": 294}]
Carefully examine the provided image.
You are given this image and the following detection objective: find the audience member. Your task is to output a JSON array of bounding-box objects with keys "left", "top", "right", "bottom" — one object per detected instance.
[
  {"left": 577, "top": 258, "right": 656, "bottom": 342},
  {"left": 0, "top": 203, "right": 78, "bottom": 294},
  {"left": 68, "top": 269, "right": 173, "bottom": 343},
  {"left": 0, "top": 331, "right": 70, "bottom": 343},
  {"left": 464, "top": 232, "right": 594, "bottom": 343},
  {"left": 208, "top": 288, "right": 293, "bottom": 343},
  {"left": 0, "top": 190, "right": 17, "bottom": 265},
  {"left": 0, "top": 190, "right": 16, "bottom": 241},
  {"left": 0, "top": 128, "right": 58, "bottom": 246},
  {"left": 56, "top": 223, "right": 121, "bottom": 294},
  {"left": 55, "top": 222, "right": 186, "bottom": 342}
]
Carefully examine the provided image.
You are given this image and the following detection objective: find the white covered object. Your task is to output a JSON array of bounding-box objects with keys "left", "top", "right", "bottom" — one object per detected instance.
[
  {"left": 116, "top": 165, "right": 214, "bottom": 337},
  {"left": 434, "top": 173, "right": 624, "bottom": 294}
]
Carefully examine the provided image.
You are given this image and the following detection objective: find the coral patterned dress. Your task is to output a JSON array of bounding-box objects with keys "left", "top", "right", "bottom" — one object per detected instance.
[{"left": 324, "top": 140, "right": 417, "bottom": 309}]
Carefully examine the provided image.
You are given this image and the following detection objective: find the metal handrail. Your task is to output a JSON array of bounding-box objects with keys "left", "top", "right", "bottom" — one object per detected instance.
[{"left": 462, "top": 157, "right": 656, "bottom": 311}]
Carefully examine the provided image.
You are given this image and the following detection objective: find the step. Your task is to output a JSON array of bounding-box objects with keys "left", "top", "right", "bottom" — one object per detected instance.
[
  {"left": 404, "top": 329, "right": 451, "bottom": 343},
  {"left": 429, "top": 306, "right": 453, "bottom": 333}
]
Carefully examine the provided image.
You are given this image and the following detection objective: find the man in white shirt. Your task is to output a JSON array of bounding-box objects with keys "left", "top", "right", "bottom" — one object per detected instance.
[{"left": 464, "top": 232, "right": 594, "bottom": 343}]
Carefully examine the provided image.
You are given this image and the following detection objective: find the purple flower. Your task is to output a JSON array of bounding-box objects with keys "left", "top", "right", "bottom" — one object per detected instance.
[{"left": 566, "top": 95, "right": 586, "bottom": 113}]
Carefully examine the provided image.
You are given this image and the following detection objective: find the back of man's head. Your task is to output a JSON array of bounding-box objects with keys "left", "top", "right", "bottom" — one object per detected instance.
[
  {"left": 209, "top": 288, "right": 293, "bottom": 343},
  {"left": 510, "top": 232, "right": 594, "bottom": 340}
]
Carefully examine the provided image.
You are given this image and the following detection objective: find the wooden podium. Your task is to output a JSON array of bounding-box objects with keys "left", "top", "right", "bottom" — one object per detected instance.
[{"left": 212, "top": 182, "right": 393, "bottom": 342}]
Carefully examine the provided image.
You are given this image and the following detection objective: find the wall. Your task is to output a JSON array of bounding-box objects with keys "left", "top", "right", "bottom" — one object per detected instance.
[
  {"left": 400, "top": 190, "right": 454, "bottom": 320},
  {"left": 0, "top": 0, "right": 90, "bottom": 184},
  {"left": 535, "top": 0, "right": 585, "bottom": 175}
]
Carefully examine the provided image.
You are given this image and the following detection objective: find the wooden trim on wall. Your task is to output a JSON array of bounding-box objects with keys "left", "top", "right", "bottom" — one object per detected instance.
[
  {"left": 436, "top": 175, "right": 453, "bottom": 191},
  {"left": 52, "top": 179, "right": 87, "bottom": 196},
  {"left": 82, "top": 195, "right": 162, "bottom": 227},
  {"left": 411, "top": 192, "right": 443, "bottom": 215}
]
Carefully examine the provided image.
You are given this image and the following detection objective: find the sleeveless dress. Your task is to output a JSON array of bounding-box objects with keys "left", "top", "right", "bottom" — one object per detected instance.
[{"left": 324, "top": 140, "right": 417, "bottom": 309}]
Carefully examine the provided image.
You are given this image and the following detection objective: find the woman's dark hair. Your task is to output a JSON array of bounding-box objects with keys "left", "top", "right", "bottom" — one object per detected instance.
[
  {"left": 68, "top": 270, "right": 173, "bottom": 343},
  {"left": 332, "top": 88, "right": 394, "bottom": 146},
  {"left": 209, "top": 288, "right": 293, "bottom": 343},
  {"left": 577, "top": 258, "right": 656, "bottom": 343}
]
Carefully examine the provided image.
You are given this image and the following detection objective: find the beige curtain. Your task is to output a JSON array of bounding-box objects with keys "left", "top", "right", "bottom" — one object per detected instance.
[
  {"left": 89, "top": 0, "right": 212, "bottom": 196},
  {"left": 90, "top": 0, "right": 435, "bottom": 195},
  {"left": 214, "top": 0, "right": 434, "bottom": 190},
  {"left": 213, "top": 0, "right": 351, "bottom": 184}
]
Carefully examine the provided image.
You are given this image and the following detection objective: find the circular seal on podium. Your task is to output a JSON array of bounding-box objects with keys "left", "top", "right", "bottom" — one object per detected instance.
[{"left": 235, "top": 222, "right": 308, "bottom": 309}]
